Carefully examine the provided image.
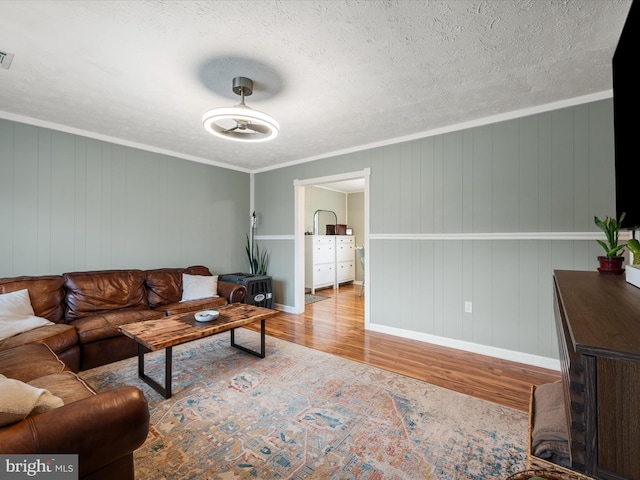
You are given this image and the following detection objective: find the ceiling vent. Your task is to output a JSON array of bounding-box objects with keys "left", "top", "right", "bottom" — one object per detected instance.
[{"left": 0, "top": 50, "right": 15, "bottom": 70}]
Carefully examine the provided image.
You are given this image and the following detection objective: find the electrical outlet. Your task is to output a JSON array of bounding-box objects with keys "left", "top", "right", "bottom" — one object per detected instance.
[{"left": 464, "top": 301, "right": 473, "bottom": 313}]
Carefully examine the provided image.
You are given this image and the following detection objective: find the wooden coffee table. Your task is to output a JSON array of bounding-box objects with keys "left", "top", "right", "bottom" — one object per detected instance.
[{"left": 119, "top": 303, "right": 278, "bottom": 398}]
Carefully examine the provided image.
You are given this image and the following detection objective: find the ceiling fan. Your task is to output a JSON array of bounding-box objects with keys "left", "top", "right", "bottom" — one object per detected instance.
[{"left": 202, "top": 77, "right": 279, "bottom": 143}]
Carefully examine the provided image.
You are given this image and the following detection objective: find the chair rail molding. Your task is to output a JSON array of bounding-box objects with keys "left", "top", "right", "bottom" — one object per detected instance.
[{"left": 370, "top": 231, "right": 631, "bottom": 241}]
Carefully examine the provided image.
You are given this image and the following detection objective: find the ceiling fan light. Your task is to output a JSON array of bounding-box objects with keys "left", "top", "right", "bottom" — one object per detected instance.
[
  {"left": 202, "top": 77, "right": 279, "bottom": 143},
  {"left": 202, "top": 106, "right": 279, "bottom": 142}
]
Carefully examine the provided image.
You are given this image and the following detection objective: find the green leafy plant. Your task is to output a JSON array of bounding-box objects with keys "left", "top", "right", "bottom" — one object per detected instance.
[
  {"left": 594, "top": 212, "right": 626, "bottom": 257},
  {"left": 627, "top": 238, "right": 640, "bottom": 265},
  {"left": 245, "top": 234, "right": 269, "bottom": 275}
]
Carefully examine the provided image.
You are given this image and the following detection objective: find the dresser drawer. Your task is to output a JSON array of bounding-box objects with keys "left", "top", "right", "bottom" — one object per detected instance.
[
  {"left": 336, "top": 243, "right": 354, "bottom": 262},
  {"left": 314, "top": 264, "right": 335, "bottom": 286},
  {"left": 312, "top": 235, "right": 334, "bottom": 245},
  {"left": 313, "top": 244, "right": 334, "bottom": 264},
  {"left": 337, "top": 261, "right": 355, "bottom": 283},
  {"left": 336, "top": 236, "right": 354, "bottom": 245}
]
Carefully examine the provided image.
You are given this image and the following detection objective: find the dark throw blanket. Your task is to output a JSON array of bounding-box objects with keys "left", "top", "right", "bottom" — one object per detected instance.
[{"left": 532, "top": 382, "right": 571, "bottom": 467}]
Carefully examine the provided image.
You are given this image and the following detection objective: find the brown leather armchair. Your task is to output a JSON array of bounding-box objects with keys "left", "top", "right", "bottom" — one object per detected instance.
[{"left": 0, "top": 344, "right": 150, "bottom": 480}]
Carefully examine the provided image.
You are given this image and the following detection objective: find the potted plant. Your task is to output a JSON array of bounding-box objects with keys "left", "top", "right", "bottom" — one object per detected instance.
[
  {"left": 594, "top": 212, "right": 626, "bottom": 275},
  {"left": 245, "top": 234, "right": 269, "bottom": 275}
]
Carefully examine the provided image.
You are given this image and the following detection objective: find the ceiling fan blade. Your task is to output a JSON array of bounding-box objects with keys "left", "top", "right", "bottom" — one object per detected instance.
[
  {"left": 222, "top": 125, "right": 239, "bottom": 134},
  {"left": 246, "top": 123, "right": 270, "bottom": 134}
]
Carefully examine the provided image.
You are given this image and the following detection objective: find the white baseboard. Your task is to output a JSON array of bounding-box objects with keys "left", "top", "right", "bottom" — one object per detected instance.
[
  {"left": 367, "top": 323, "right": 560, "bottom": 371},
  {"left": 270, "top": 304, "right": 560, "bottom": 370},
  {"left": 274, "top": 303, "right": 296, "bottom": 314}
]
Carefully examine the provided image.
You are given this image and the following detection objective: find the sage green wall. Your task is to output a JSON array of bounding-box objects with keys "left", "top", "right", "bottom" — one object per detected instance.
[
  {"left": 1, "top": 98, "right": 615, "bottom": 361},
  {"left": 0, "top": 119, "right": 250, "bottom": 277},
  {"left": 254, "top": 99, "right": 615, "bottom": 359}
]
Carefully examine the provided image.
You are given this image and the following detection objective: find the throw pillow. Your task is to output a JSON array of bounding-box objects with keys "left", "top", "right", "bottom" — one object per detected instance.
[
  {"left": 0, "top": 289, "right": 35, "bottom": 316},
  {"left": 0, "top": 374, "right": 64, "bottom": 427},
  {"left": 181, "top": 274, "right": 219, "bottom": 302},
  {"left": 0, "top": 289, "right": 54, "bottom": 342}
]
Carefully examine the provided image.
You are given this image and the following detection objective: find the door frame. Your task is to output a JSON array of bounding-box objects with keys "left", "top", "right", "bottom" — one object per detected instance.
[{"left": 293, "top": 168, "right": 370, "bottom": 326}]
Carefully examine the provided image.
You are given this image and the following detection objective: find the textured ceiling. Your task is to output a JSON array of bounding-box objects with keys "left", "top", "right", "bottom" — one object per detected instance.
[{"left": 0, "top": 0, "right": 632, "bottom": 173}]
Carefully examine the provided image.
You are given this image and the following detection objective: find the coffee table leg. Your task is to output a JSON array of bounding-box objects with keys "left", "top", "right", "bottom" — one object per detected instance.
[
  {"left": 138, "top": 343, "right": 172, "bottom": 398},
  {"left": 230, "top": 319, "right": 266, "bottom": 358}
]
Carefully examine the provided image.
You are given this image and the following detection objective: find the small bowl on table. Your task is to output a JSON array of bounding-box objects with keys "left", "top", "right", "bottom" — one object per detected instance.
[{"left": 195, "top": 310, "right": 219, "bottom": 322}]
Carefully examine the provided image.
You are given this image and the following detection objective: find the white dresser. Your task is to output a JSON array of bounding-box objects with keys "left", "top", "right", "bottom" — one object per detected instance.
[
  {"left": 336, "top": 236, "right": 355, "bottom": 285},
  {"left": 305, "top": 235, "right": 355, "bottom": 294},
  {"left": 305, "top": 235, "right": 335, "bottom": 294}
]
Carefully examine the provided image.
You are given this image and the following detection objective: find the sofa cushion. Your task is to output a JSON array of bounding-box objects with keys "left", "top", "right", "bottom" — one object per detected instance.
[
  {"left": 0, "top": 323, "right": 78, "bottom": 354},
  {"left": 145, "top": 268, "right": 187, "bottom": 308},
  {"left": 70, "top": 308, "right": 166, "bottom": 345},
  {"left": 0, "top": 374, "right": 64, "bottom": 427},
  {"left": 145, "top": 265, "right": 212, "bottom": 308},
  {"left": 0, "top": 275, "right": 66, "bottom": 323},
  {"left": 0, "top": 343, "right": 67, "bottom": 383},
  {"left": 64, "top": 270, "right": 148, "bottom": 321},
  {"left": 28, "top": 371, "right": 96, "bottom": 404}
]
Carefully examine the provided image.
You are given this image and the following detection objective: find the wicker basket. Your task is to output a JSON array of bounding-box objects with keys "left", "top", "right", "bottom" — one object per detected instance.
[
  {"left": 527, "top": 385, "right": 595, "bottom": 480},
  {"left": 507, "top": 469, "right": 586, "bottom": 480}
]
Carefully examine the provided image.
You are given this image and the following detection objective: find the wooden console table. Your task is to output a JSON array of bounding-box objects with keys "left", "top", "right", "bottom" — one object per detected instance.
[{"left": 553, "top": 270, "right": 640, "bottom": 480}]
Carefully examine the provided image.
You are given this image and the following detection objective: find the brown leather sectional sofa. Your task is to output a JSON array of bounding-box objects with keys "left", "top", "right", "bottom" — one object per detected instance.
[
  {"left": 0, "top": 265, "right": 247, "bottom": 371},
  {"left": 0, "top": 265, "right": 247, "bottom": 479}
]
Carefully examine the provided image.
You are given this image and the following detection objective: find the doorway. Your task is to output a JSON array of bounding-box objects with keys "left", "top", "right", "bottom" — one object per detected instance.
[{"left": 293, "top": 169, "right": 370, "bottom": 326}]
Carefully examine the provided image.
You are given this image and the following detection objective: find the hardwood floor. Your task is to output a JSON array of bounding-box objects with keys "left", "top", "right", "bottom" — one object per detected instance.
[{"left": 254, "top": 284, "right": 560, "bottom": 412}]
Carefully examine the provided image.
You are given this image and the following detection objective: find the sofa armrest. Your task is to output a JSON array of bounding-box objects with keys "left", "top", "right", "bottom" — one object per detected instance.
[
  {"left": 0, "top": 386, "right": 149, "bottom": 478},
  {"left": 218, "top": 281, "right": 247, "bottom": 304}
]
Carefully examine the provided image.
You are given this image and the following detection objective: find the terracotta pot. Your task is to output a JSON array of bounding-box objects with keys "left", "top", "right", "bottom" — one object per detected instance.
[{"left": 597, "top": 256, "right": 625, "bottom": 275}]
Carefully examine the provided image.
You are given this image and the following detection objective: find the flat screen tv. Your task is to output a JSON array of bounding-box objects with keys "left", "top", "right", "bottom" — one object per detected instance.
[{"left": 613, "top": 0, "right": 639, "bottom": 230}]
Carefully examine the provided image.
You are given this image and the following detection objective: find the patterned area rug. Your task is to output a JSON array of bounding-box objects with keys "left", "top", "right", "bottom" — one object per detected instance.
[
  {"left": 80, "top": 332, "right": 528, "bottom": 479},
  {"left": 305, "top": 293, "right": 330, "bottom": 304}
]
